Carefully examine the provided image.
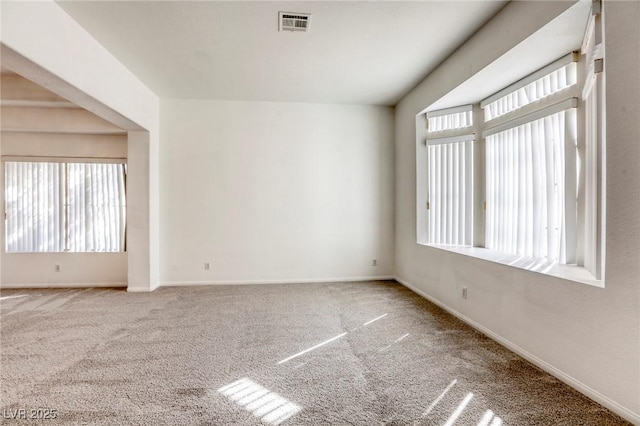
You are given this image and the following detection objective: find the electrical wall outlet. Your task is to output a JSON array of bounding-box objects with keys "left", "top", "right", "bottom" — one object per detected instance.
[
  {"left": 55, "top": 264, "right": 61, "bottom": 272},
  {"left": 204, "top": 261, "right": 211, "bottom": 271},
  {"left": 462, "top": 287, "right": 468, "bottom": 299},
  {"left": 372, "top": 259, "right": 377, "bottom": 267}
]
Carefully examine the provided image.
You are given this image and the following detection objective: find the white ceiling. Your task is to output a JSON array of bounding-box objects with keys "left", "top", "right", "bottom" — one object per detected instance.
[{"left": 56, "top": 1, "right": 507, "bottom": 106}]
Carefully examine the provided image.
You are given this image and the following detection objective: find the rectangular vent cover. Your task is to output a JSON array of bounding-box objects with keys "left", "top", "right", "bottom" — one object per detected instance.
[{"left": 279, "top": 12, "right": 311, "bottom": 32}]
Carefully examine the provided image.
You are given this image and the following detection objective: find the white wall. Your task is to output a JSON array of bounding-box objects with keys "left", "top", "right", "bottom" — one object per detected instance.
[
  {"left": 2, "top": 254, "right": 126, "bottom": 289},
  {"left": 1, "top": 133, "right": 127, "bottom": 158},
  {"left": 395, "top": 1, "right": 639, "bottom": 423},
  {"left": 0, "top": 0, "right": 160, "bottom": 291},
  {"left": 160, "top": 100, "right": 394, "bottom": 285}
]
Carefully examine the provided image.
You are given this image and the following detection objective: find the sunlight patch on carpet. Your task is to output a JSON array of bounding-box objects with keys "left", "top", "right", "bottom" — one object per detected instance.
[
  {"left": 363, "top": 313, "right": 388, "bottom": 326},
  {"left": 444, "top": 392, "right": 474, "bottom": 426},
  {"left": 478, "top": 409, "right": 503, "bottom": 426},
  {"left": 277, "top": 332, "right": 347, "bottom": 365},
  {"left": 278, "top": 313, "right": 391, "bottom": 364},
  {"left": 379, "top": 332, "right": 410, "bottom": 352},
  {"left": 423, "top": 379, "right": 457, "bottom": 416},
  {"left": 0, "top": 294, "right": 28, "bottom": 300},
  {"left": 218, "top": 378, "right": 301, "bottom": 425}
]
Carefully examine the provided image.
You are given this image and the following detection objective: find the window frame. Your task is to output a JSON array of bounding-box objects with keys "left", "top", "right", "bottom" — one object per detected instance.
[
  {"left": 579, "top": 3, "right": 606, "bottom": 280},
  {"left": 415, "top": 3, "right": 606, "bottom": 286},
  {"left": 3, "top": 156, "right": 128, "bottom": 254}
]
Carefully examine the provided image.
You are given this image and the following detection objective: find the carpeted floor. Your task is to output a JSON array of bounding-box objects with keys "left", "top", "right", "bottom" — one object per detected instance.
[{"left": 0, "top": 281, "right": 630, "bottom": 425}]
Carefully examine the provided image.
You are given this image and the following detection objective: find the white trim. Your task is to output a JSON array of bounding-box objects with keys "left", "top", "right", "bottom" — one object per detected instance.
[
  {"left": 581, "top": 11, "right": 596, "bottom": 54},
  {"left": 0, "top": 128, "right": 127, "bottom": 136},
  {"left": 393, "top": 276, "right": 640, "bottom": 425},
  {"left": 481, "top": 52, "right": 578, "bottom": 108},
  {"left": 127, "top": 286, "right": 153, "bottom": 293},
  {"left": 582, "top": 69, "right": 597, "bottom": 100},
  {"left": 159, "top": 276, "right": 395, "bottom": 287},
  {"left": 480, "top": 87, "right": 578, "bottom": 130},
  {"left": 427, "top": 104, "right": 473, "bottom": 118},
  {"left": 427, "top": 133, "right": 475, "bottom": 146},
  {"left": 2, "top": 155, "right": 127, "bottom": 164},
  {"left": 0, "top": 100, "right": 77, "bottom": 109},
  {"left": 582, "top": 47, "right": 603, "bottom": 100},
  {"left": 580, "top": 0, "right": 601, "bottom": 55},
  {"left": 127, "top": 281, "right": 161, "bottom": 292},
  {"left": 482, "top": 97, "right": 578, "bottom": 138},
  {"left": 0, "top": 282, "right": 126, "bottom": 289},
  {"left": 426, "top": 127, "right": 474, "bottom": 140}
]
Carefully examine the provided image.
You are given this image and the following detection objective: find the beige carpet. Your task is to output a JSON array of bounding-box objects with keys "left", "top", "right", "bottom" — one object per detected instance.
[{"left": 0, "top": 281, "right": 630, "bottom": 425}]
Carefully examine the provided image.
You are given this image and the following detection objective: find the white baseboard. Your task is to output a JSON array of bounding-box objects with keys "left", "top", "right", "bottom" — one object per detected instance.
[
  {"left": 126, "top": 281, "right": 161, "bottom": 292},
  {"left": 394, "top": 276, "right": 640, "bottom": 425},
  {"left": 126, "top": 286, "right": 152, "bottom": 293},
  {"left": 0, "top": 282, "right": 126, "bottom": 289},
  {"left": 160, "top": 275, "right": 395, "bottom": 287}
]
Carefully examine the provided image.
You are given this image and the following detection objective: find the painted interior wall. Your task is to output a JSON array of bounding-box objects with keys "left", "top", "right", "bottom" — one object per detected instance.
[
  {"left": 394, "top": 1, "right": 639, "bottom": 422},
  {"left": 0, "top": 0, "right": 160, "bottom": 291},
  {"left": 160, "top": 100, "right": 394, "bottom": 285},
  {"left": 1, "top": 133, "right": 128, "bottom": 287}
]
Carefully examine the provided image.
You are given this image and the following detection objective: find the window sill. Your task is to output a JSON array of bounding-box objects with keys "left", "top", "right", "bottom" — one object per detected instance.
[{"left": 423, "top": 243, "right": 603, "bottom": 288}]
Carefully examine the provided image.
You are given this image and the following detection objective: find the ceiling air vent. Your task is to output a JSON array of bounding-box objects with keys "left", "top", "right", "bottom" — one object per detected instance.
[{"left": 279, "top": 12, "right": 311, "bottom": 33}]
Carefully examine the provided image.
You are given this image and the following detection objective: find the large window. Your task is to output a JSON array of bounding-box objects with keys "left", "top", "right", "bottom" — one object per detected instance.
[
  {"left": 4, "top": 161, "right": 127, "bottom": 253},
  {"left": 418, "top": 0, "right": 605, "bottom": 283}
]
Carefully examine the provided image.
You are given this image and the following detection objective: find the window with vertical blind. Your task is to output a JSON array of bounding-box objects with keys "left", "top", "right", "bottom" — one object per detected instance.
[
  {"left": 426, "top": 105, "right": 474, "bottom": 246},
  {"left": 4, "top": 161, "right": 127, "bottom": 253},
  {"left": 481, "top": 56, "right": 579, "bottom": 265},
  {"left": 484, "top": 110, "right": 572, "bottom": 262},
  {"left": 481, "top": 55, "right": 578, "bottom": 121},
  {"left": 428, "top": 105, "right": 473, "bottom": 132},
  {"left": 419, "top": 23, "right": 605, "bottom": 282}
]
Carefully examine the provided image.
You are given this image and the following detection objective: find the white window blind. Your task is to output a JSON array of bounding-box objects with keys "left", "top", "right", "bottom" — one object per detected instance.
[
  {"left": 427, "top": 105, "right": 473, "bottom": 132},
  {"left": 5, "top": 161, "right": 126, "bottom": 253},
  {"left": 5, "top": 162, "right": 66, "bottom": 252},
  {"left": 427, "top": 137, "right": 474, "bottom": 246},
  {"left": 485, "top": 112, "right": 566, "bottom": 260},
  {"left": 483, "top": 55, "right": 577, "bottom": 122},
  {"left": 67, "top": 163, "right": 127, "bottom": 252}
]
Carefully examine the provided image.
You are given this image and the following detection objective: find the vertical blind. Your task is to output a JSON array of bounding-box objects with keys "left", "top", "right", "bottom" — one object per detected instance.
[
  {"left": 5, "top": 162, "right": 66, "bottom": 252},
  {"left": 428, "top": 107, "right": 473, "bottom": 132},
  {"left": 67, "top": 163, "right": 127, "bottom": 252},
  {"left": 485, "top": 112, "right": 566, "bottom": 260},
  {"left": 5, "top": 161, "right": 126, "bottom": 253},
  {"left": 428, "top": 139, "right": 474, "bottom": 246},
  {"left": 483, "top": 63, "right": 577, "bottom": 122}
]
